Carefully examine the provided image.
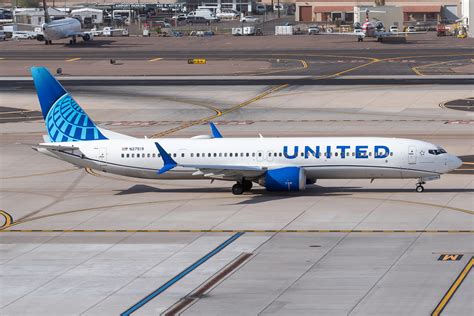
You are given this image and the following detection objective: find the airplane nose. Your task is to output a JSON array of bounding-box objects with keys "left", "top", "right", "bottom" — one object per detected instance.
[{"left": 449, "top": 155, "right": 463, "bottom": 171}]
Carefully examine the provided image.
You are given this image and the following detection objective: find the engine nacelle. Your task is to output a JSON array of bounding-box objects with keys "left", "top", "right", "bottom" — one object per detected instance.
[
  {"left": 36, "top": 34, "right": 44, "bottom": 41},
  {"left": 259, "top": 167, "right": 306, "bottom": 192}
]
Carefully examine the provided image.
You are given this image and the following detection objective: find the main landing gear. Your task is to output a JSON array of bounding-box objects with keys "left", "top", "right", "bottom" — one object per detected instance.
[
  {"left": 232, "top": 179, "right": 253, "bottom": 195},
  {"left": 416, "top": 180, "right": 425, "bottom": 193}
]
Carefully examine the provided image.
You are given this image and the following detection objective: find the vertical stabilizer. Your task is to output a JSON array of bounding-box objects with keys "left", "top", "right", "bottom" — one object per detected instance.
[{"left": 31, "top": 67, "right": 108, "bottom": 142}]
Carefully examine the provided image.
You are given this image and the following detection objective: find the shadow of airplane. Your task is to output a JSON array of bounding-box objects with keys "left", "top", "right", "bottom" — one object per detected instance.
[{"left": 114, "top": 184, "right": 473, "bottom": 205}]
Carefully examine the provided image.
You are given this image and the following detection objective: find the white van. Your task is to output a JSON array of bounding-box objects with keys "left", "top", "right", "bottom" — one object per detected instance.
[{"left": 187, "top": 10, "right": 219, "bottom": 22}]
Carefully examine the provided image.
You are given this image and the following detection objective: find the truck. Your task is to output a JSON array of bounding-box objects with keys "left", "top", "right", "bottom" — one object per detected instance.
[{"left": 187, "top": 9, "right": 219, "bottom": 22}]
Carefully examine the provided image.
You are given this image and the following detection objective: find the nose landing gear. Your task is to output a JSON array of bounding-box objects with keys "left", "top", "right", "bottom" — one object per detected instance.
[{"left": 415, "top": 180, "right": 425, "bottom": 193}]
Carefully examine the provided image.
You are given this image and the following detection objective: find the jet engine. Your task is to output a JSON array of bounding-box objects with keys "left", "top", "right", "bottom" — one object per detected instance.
[
  {"left": 259, "top": 167, "right": 306, "bottom": 192},
  {"left": 375, "top": 21, "right": 384, "bottom": 31}
]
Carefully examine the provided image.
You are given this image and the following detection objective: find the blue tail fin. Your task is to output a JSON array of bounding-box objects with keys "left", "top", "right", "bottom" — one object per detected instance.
[{"left": 31, "top": 67, "right": 107, "bottom": 142}]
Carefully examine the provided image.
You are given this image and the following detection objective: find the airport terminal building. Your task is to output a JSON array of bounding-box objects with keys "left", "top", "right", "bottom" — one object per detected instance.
[{"left": 295, "top": 0, "right": 461, "bottom": 24}]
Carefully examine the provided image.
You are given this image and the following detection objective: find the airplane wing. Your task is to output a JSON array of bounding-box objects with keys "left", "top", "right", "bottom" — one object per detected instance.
[
  {"left": 34, "top": 143, "right": 80, "bottom": 151},
  {"left": 321, "top": 31, "right": 365, "bottom": 37},
  {"left": 185, "top": 164, "right": 266, "bottom": 180},
  {"left": 154, "top": 142, "right": 267, "bottom": 180}
]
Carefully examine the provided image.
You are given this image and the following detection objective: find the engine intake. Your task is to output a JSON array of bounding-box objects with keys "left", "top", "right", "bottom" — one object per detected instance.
[{"left": 260, "top": 167, "right": 306, "bottom": 192}]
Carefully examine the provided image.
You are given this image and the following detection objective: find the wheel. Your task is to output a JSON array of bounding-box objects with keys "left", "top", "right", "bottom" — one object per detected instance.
[
  {"left": 232, "top": 183, "right": 244, "bottom": 195},
  {"left": 416, "top": 185, "right": 424, "bottom": 193},
  {"left": 242, "top": 180, "right": 253, "bottom": 191}
]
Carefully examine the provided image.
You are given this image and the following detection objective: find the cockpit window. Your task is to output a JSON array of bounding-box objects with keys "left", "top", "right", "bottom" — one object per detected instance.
[{"left": 428, "top": 148, "right": 447, "bottom": 155}]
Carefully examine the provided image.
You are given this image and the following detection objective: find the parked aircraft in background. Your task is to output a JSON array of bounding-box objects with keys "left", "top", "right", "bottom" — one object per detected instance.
[
  {"left": 37, "top": 0, "right": 92, "bottom": 44},
  {"left": 330, "top": 8, "right": 426, "bottom": 42},
  {"left": 31, "top": 67, "right": 462, "bottom": 195}
]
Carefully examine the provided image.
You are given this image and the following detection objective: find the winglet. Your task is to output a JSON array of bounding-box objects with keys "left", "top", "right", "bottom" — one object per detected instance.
[
  {"left": 155, "top": 142, "right": 177, "bottom": 174},
  {"left": 209, "top": 122, "right": 223, "bottom": 138}
]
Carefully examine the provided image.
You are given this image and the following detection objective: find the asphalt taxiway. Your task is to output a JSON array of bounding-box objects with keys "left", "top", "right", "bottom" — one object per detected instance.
[{"left": 1, "top": 82, "right": 473, "bottom": 315}]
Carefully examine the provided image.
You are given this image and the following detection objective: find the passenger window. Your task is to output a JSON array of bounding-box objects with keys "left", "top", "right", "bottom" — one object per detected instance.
[
  {"left": 173, "top": 153, "right": 177, "bottom": 157},
  {"left": 131, "top": 154, "right": 134, "bottom": 158},
  {"left": 208, "top": 153, "right": 211, "bottom": 157},
  {"left": 246, "top": 153, "right": 249, "bottom": 157},
  {"left": 219, "top": 153, "right": 222, "bottom": 157},
  {"left": 258, "top": 153, "right": 262, "bottom": 157},
  {"left": 181, "top": 153, "right": 185, "bottom": 157},
  {"left": 121, "top": 153, "right": 124, "bottom": 158},
  {"left": 335, "top": 152, "right": 338, "bottom": 157},
  {"left": 191, "top": 153, "right": 194, "bottom": 157},
  {"left": 126, "top": 154, "right": 130, "bottom": 158},
  {"left": 147, "top": 153, "right": 151, "bottom": 158},
  {"left": 158, "top": 154, "right": 161, "bottom": 158},
  {"left": 240, "top": 153, "right": 244, "bottom": 157},
  {"left": 279, "top": 152, "right": 282, "bottom": 157},
  {"left": 230, "top": 153, "right": 233, "bottom": 157},
  {"left": 224, "top": 153, "right": 227, "bottom": 157},
  {"left": 369, "top": 152, "right": 372, "bottom": 157},
  {"left": 197, "top": 153, "right": 200, "bottom": 157},
  {"left": 252, "top": 153, "right": 255, "bottom": 157},
  {"left": 390, "top": 152, "right": 393, "bottom": 156},
  {"left": 142, "top": 153, "right": 145, "bottom": 158},
  {"left": 213, "top": 153, "right": 217, "bottom": 157}
]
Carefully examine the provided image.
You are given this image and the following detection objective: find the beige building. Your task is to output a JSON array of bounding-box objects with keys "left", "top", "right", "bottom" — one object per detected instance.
[{"left": 296, "top": 0, "right": 461, "bottom": 23}]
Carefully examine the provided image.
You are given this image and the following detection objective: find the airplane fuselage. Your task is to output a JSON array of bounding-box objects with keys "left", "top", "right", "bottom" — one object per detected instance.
[
  {"left": 39, "top": 137, "right": 459, "bottom": 183},
  {"left": 42, "top": 18, "right": 81, "bottom": 41}
]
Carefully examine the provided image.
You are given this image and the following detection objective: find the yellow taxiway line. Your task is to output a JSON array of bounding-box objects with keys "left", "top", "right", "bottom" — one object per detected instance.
[
  {"left": 0, "top": 210, "right": 13, "bottom": 229},
  {"left": 65, "top": 57, "right": 81, "bottom": 62},
  {"left": 432, "top": 256, "right": 474, "bottom": 316},
  {"left": 149, "top": 57, "right": 163, "bottom": 62}
]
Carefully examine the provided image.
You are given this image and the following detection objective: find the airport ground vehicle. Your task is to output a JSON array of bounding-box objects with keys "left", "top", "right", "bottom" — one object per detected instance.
[
  {"left": 187, "top": 10, "right": 219, "bottom": 22},
  {"left": 216, "top": 9, "right": 239, "bottom": 19},
  {"left": 186, "top": 16, "right": 212, "bottom": 25},
  {"left": 12, "top": 31, "right": 36, "bottom": 40},
  {"left": 31, "top": 67, "right": 463, "bottom": 195},
  {"left": 0, "top": 30, "right": 6, "bottom": 41},
  {"left": 241, "top": 16, "right": 259, "bottom": 23},
  {"left": 389, "top": 25, "right": 398, "bottom": 32},
  {"left": 255, "top": 3, "right": 266, "bottom": 15},
  {"left": 407, "top": 25, "right": 416, "bottom": 32},
  {"left": 172, "top": 14, "right": 187, "bottom": 22},
  {"left": 308, "top": 25, "right": 320, "bottom": 35}
]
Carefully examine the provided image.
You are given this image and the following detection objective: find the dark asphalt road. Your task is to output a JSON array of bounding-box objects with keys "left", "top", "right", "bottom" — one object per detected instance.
[
  {"left": 2, "top": 46, "right": 473, "bottom": 76},
  {"left": 1, "top": 77, "right": 473, "bottom": 89}
]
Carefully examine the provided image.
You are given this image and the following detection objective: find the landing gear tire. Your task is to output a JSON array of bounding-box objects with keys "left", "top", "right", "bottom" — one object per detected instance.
[
  {"left": 416, "top": 185, "right": 424, "bottom": 193},
  {"left": 232, "top": 183, "right": 244, "bottom": 195},
  {"left": 242, "top": 180, "right": 253, "bottom": 191}
]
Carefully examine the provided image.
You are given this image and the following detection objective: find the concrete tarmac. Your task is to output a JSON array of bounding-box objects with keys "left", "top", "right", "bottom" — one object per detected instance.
[{"left": 0, "top": 84, "right": 473, "bottom": 315}]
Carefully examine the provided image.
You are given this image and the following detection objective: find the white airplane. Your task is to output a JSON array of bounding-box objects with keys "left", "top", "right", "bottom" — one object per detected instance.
[
  {"left": 331, "top": 9, "right": 424, "bottom": 42},
  {"left": 36, "top": 0, "right": 92, "bottom": 45},
  {"left": 31, "top": 67, "right": 462, "bottom": 194}
]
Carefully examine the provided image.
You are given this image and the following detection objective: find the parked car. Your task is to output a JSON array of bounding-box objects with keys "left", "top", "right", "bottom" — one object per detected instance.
[
  {"left": 156, "top": 21, "right": 172, "bottom": 28},
  {"left": 308, "top": 25, "right": 320, "bottom": 35},
  {"left": 389, "top": 25, "right": 399, "bottom": 33},
  {"left": 172, "top": 14, "right": 187, "bottom": 22},
  {"left": 12, "top": 31, "right": 35, "bottom": 40},
  {"left": 0, "top": 30, "right": 6, "bottom": 41},
  {"left": 216, "top": 9, "right": 239, "bottom": 20},
  {"left": 407, "top": 25, "right": 416, "bottom": 33},
  {"left": 241, "top": 16, "right": 259, "bottom": 23},
  {"left": 186, "top": 16, "right": 212, "bottom": 26}
]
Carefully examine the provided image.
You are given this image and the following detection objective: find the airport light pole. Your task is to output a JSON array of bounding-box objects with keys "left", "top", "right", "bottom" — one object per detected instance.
[{"left": 277, "top": 0, "right": 280, "bottom": 18}]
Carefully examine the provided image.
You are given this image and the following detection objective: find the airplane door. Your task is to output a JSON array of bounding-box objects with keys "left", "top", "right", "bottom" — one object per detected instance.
[
  {"left": 97, "top": 147, "right": 107, "bottom": 168},
  {"left": 408, "top": 146, "right": 416, "bottom": 164}
]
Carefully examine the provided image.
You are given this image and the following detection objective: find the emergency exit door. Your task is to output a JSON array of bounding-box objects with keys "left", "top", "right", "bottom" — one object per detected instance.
[{"left": 408, "top": 146, "right": 416, "bottom": 164}]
